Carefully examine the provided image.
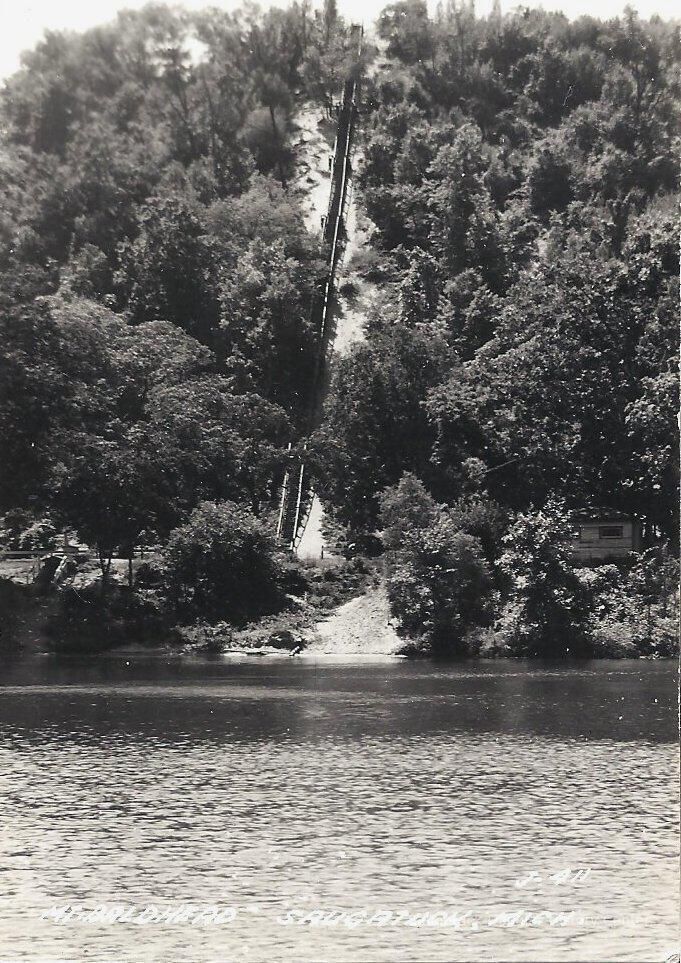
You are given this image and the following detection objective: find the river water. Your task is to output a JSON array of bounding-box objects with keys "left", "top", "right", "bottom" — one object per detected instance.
[{"left": 0, "top": 655, "right": 677, "bottom": 962}]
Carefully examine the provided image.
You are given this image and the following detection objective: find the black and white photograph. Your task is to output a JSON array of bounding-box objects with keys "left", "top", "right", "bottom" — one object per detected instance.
[{"left": 0, "top": 0, "right": 679, "bottom": 959}]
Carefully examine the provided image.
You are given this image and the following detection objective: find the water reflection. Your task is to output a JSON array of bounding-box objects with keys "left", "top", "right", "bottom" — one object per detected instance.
[
  {"left": 0, "top": 656, "right": 676, "bottom": 744},
  {"left": 0, "top": 656, "right": 677, "bottom": 962}
]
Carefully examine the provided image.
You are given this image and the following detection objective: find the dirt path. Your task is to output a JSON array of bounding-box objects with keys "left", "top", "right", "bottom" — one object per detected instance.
[
  {"left": 294, "top": 92, "right": 378, "bottom": 560},
  {"left": 303, "top": 584, "right": 403, "bottom": 655},
  {"left": 296, "top": 493, "right": 326, "bottom": 560},
  {"left": 290, "top": 103, "right": 335, "bottom": 234},
  {"left": 331, "top": 148, "right": 376, "bottom": 358}
]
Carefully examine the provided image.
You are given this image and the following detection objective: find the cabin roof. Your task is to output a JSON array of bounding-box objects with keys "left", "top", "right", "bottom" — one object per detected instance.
[{"left": 573, "top": 509, "right": 634, "bottom": 523}]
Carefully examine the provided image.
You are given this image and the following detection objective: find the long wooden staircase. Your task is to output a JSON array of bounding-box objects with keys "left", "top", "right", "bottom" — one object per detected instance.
[{"left": 276, "top": 26, "right": 363, "bottom": 551}]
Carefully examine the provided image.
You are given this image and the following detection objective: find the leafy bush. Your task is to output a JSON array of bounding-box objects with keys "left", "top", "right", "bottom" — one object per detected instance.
[
  {"left": 578, "top": 548, "right": 679, "bottom": 656},
  {"left": 163, "top": 500, "right": 284, "bottom": 625},
  {"left": 388, "top": 516, "right": 493, "bottom": 654},
  {"left": 380, "top": 472, "right": 440, "bottom": 553},
  {"left": 448, "top": 494, "right": 509, "bottom": 566},
  {"left": 0, "top": 512, "right": 59, "bottom": 552},
  {"left": 46, "top": 584, "right": 173, "bottom": 651},
  {"left": 134, "top": 560, "right": 166, "bottom": 589},
  {"left": 496, "top": 503, "right": 590, "bottom": 655},
  {"left": 381, "top": 480, "right": 507, "bottom": 654},
  {"left": 0, "top": 578, "right": 32, "bottom": 651}
]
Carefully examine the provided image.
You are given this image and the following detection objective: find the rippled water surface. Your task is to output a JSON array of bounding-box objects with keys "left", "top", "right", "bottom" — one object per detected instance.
[{"left": 0, "top": 655, "right": 678, "bottom": 961}]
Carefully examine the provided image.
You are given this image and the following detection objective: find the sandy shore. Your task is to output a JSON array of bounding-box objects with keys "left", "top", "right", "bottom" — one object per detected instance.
[{"left": 303, "top": 584, "right": 403, "bottom": 656}]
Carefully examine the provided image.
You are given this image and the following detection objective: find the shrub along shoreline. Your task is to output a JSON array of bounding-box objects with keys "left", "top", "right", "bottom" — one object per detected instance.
[
  {"left": 377, "top": 478, "right": 678, "bottom": 659},
  {"left": 1, "top": 493, "right": 676, "bottom": 659}
]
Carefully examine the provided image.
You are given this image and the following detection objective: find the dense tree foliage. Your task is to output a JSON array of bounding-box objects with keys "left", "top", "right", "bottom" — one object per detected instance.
[
  {"left": 0, "top": 293, "right": 293, "bottom": 582},
  {"left": 495, "top": 502, "right": 591, "bottom": 655},
  {"left": 321, "top": 3, "right": 679, "bottom": 546},
  {"left": 163, "top": 500, "right": 284, "bottom": 623},
  {"left": 314, "top": 3, "right": 679, "bottom": 654},
  {"left": 380, "top": 476, "right": 494, "bottom": 651},
  {"left": 312, "top": 322, "right": 451, "bottom": 532},
  {"left": 0, "top": 2, "right": 360, "bottom": 615},
  {"left": 0, "top": 3, "right": 359, "bottom": 396}
]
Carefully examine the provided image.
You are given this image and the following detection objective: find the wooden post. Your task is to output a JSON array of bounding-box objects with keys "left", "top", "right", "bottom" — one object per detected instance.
[{"left": 290, "top": 461, "right": 306, "bottom": 551}]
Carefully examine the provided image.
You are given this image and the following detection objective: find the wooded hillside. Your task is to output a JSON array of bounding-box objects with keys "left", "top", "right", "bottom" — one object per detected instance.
[
  {"left": 0, "top": 2, "right": 678, "bottom": 656},
  {"left": 0, "top": 2, "right": 357, "bottom": 542},
  {"left": 316, "top": 1, "right": 679, "bottom": 549}
]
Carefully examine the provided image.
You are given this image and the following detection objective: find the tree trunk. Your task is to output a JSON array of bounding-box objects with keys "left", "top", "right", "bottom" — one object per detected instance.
[
  {"left": 98, "top": 550, "right": 113, "bottom": 596},
  {"left": 269, "top": 105, "right": 287, "bottom": 189}
]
